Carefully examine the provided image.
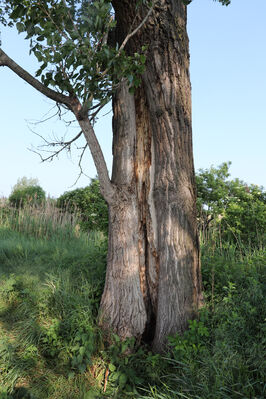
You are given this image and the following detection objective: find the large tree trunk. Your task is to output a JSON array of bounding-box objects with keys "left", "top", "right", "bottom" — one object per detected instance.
[{"left": 100, "top": 0, "right": 203, "bottom": 351}]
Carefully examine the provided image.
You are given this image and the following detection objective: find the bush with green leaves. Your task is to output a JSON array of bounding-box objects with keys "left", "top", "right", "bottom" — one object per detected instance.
[
  {"left": 196, "top": 162, "right": 266, "bottom": 249},
  {"left": 56, "top": 164, "right": 266, "bottom": 244},
  {"left": 57, "top": 179, "right": 108, "bottom": 234},
  {"left": 9, "top": 185, "right": 46, "bottom": 208},
  {"left": 9, "top": 177, "right": 46, "bottom": 208}
]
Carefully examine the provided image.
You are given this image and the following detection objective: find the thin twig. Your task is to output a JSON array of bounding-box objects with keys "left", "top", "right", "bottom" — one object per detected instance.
[
  {"left": 71, "top": 144, "right": 90, "bottom": 186},
  {"left": 28, "top": 129, "right": 83, "bottom": 163}
]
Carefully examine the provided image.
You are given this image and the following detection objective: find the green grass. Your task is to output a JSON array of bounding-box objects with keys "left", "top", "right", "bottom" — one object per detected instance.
[
  {"left": 0, "top": 223, "right": 107, "bottom": 398},
  {"left": 0, "top": 203, "right": 265, "bottom": 399}
]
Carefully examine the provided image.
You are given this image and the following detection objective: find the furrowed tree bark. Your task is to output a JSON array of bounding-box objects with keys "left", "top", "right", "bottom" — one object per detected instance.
[{"left": 109, "top": 0, "right": 203, "bottom": 351}]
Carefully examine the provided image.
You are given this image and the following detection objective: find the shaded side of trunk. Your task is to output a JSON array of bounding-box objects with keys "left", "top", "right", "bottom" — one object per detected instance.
[{"left": 112, "top": 0, "right": 203, "bottom": 351}]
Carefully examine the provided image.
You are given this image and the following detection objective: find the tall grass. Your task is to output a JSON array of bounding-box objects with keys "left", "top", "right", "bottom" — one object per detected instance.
[{"left": 0, "top": 199, "right": 81, "bottom": 241}]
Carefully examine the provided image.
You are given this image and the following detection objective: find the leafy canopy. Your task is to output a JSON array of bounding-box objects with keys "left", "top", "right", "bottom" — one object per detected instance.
[
  {"left": 9, "top": 184, "right": 46, "bottom": 208},
  {"left": 8, "top": 176, "right": 45, "bottom": 208},
  {"left": 0, "top": 0, "right": 147, "bottom": 109}
]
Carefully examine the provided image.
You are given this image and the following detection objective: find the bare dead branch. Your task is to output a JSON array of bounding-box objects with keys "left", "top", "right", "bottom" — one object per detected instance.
[
  {"left": 89, "top": 103, "right": 106, "bottom": 124},
  {"left": 71, "top": 144, "right": 90, "bottom": 187},
  {"left": 28, "top": 107, "right": 62, "bottom": 126},
  {"left": 101, "top": 107, "right": 112, "bottom": 118},
  {"left": 28, "top": 125, "right": 84, "bottom": 164}
]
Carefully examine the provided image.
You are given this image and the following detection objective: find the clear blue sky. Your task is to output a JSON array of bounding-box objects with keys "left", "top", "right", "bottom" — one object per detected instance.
[{"left": 0, "top": 0, "right": 265, "bottom": 198}]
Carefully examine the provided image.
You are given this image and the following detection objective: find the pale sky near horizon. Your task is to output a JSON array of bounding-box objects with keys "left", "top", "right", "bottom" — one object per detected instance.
[{"left": 0, "top": 0, "right": 265, "bottom": 198}]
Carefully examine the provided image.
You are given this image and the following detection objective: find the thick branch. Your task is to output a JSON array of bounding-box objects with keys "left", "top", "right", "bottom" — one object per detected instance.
[
  {"left": 0, "top": 48, "right": 72, "bottom": 108},
  {"left": 78, "top": 118, "right": 115, "bottom": 203}
]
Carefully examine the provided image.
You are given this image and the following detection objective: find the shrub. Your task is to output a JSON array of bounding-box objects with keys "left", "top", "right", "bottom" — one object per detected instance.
[
  {"left": 9, "top": 185, "right": 46, "bottom": 208},
  {"left": 57, "top": 179, "right": 108, "bottom": 234},
  {"left": 196, "top": 162, "right": 266, "bottom": 249}
]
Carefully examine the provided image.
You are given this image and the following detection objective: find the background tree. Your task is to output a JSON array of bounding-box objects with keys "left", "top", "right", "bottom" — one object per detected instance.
[{"left": 0, "top": 0, "right": 230, "bottom": 350}]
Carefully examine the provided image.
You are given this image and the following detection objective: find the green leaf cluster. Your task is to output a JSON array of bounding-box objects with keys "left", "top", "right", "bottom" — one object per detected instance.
[
  {"left": 168, "top": 312, "right": 210, "bottom": 361},
  {"left": 216, "top": 0, "right": 231, "bottom": 5},
  {"left": 101, "top": 335, "right": 168, "bottom": 394}
]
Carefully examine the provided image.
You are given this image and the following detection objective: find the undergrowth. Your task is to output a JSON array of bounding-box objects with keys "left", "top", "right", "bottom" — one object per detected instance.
[{"left": 0, "top": 203, "right": 265, "bottom": 399}]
